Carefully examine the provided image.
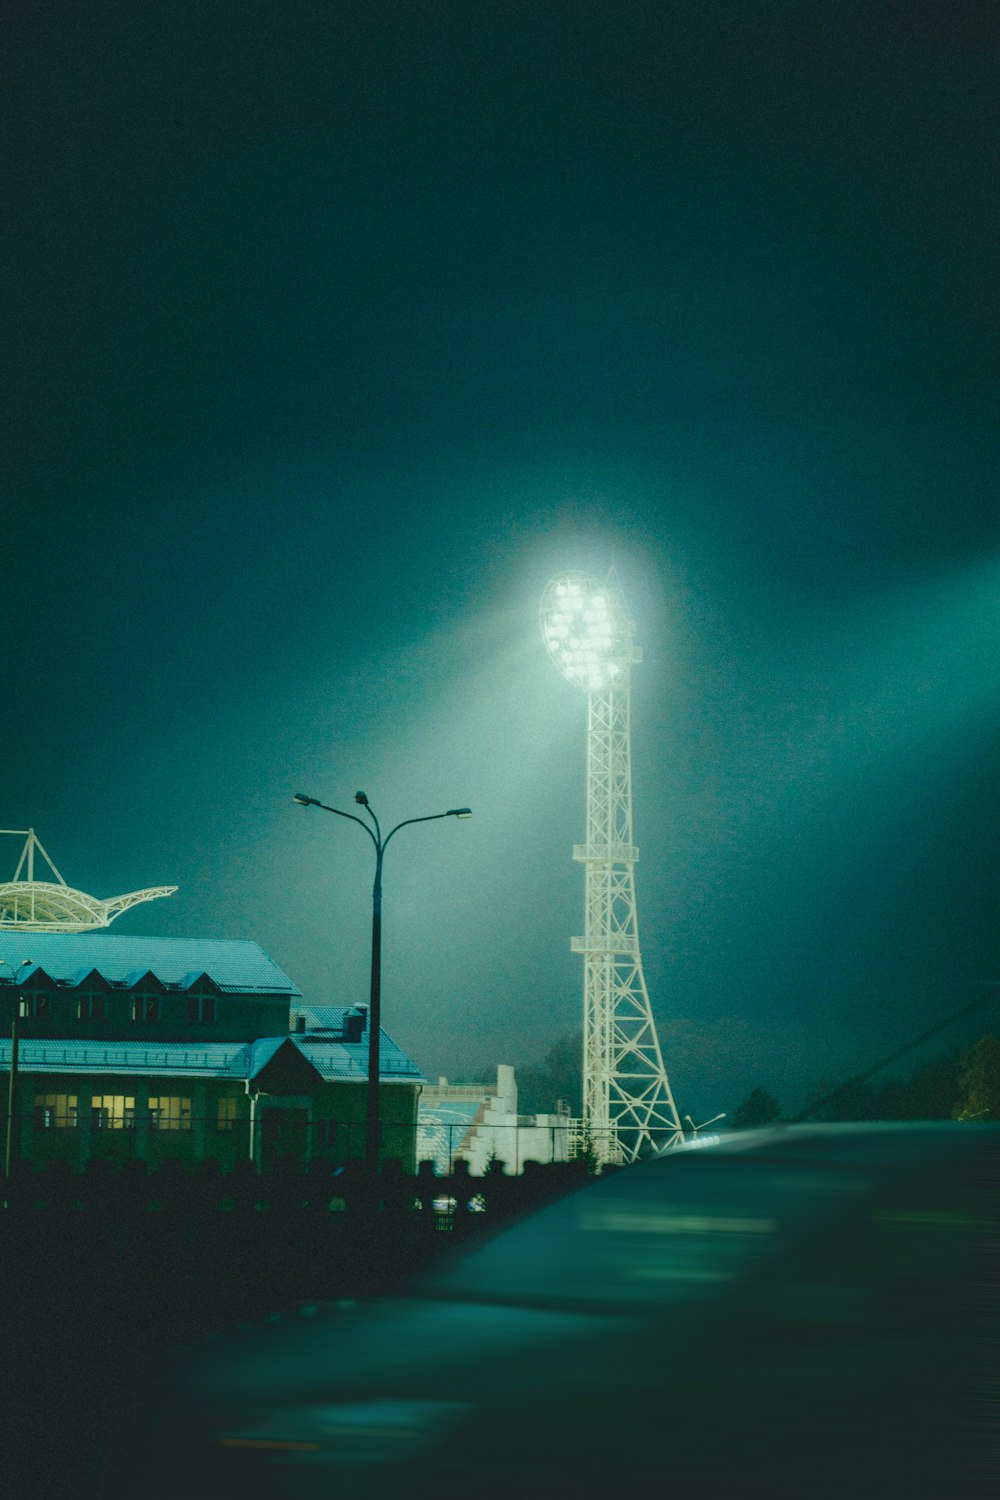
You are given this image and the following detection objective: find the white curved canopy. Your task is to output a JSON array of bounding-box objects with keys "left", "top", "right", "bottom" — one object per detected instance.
[{"left": 0, "top": 831, "right": 177, "bottom": 932}]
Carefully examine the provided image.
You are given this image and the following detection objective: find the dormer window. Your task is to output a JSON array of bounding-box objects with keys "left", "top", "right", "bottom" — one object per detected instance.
[
  {"left": 20, "top": 993, "right": 50, "bottom": 1019},
  {"left": 186, "top": 994, "right": 216, "bottom": 1023},
  {"left": 183, "top": 974, "right": 220, "bottom": 1023},
  {"left": 132, "top": 995, "right": 159, "bottom": 1023},
  {"left": 78, "top": 993, "right": 105, "bottom": 1021}
]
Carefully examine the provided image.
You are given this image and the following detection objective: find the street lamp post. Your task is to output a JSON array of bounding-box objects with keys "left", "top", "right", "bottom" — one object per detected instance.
[
  {"left": 293, "top": 791, "right": 471, "bottom": 1177},
  {"left": 2, "top": 957, "right": 34, "bottom": 1201}
]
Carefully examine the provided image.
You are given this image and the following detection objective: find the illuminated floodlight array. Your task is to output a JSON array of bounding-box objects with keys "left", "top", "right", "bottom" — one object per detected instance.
[
  {"left": 541, "top": 569, "right": 683, "bottom": 1162},
  {"left": 539, "top": 572, "right": 636, "bottom": 693}
]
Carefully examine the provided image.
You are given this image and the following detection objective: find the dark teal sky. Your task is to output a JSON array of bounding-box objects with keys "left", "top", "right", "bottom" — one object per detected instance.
[{"left": 6, "top": 1, "right": 998, "bottom": 1117}]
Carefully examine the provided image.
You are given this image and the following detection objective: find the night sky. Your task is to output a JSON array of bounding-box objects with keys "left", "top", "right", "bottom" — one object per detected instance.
[{"left": 6, "top": 1, "right": 998, "bottom": 1120}]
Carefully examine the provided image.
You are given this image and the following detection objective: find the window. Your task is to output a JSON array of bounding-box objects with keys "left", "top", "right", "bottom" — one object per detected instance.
[
  {"left": 34, "top": 1093, "right": 78, "bottom": 1129},
  {"left": 131, "top": 995, "right": 159, "bottom": 1023},
  {"left": 91, "top": 1095, "right": 135, "bottom": 1130},
  {"left": 77, "top": 993, "right": 106, "bottom": 1021},
  {"left": 216, "top": 1097, "right": 239, "bottom": 1133},
  {"left": 21, "top": 993, "right": 50, "bottom": 1019},
  {"left": 149, "top": 1096, "right": 191, "bottom": 1131},
  {"left": 316, "top": 1119, "right": 338, "bottom": 1147},
  {"left": 186, "top": 994, "right": 216, "bottom": 1024}
]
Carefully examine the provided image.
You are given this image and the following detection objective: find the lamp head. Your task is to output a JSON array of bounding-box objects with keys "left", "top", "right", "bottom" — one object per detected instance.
[
  {"left": 354, "top": 791, "right": 369, "bottom": 806},
  {"left": 540, "top": 570, "right": 638, "bottom": 692},
  {"left": 446, "top": 807, "right": 473, "bottom": 819},
  {"left": 293, "top": 792, "right": 317, "bottom": 807}
]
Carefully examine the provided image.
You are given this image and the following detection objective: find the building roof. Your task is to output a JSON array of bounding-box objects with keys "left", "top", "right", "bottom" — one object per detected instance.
[
  {"left": 1, "top": 1039, "right": 256, "bottom": 1078},
  {"left": 290, "top": 1006, "right": 422, "bottom": 1080},
  {"left": 298, "top": 1033, "right": 422, "bottom": 1082},
  {"left": 0, "top": 1033, "right": 423, "bottom": 1083},
  {"left": 0, "top": 932, "right": 301, "bottom": 995}
]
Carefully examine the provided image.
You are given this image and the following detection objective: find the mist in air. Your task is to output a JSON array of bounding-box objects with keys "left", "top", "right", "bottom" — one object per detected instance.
[{"left": 6, "top": 3, "right": 996, "bottom": 1118}]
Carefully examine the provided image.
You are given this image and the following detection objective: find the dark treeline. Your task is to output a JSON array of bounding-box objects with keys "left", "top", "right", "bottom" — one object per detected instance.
[
  {"left": 731, "top": 1034, "right": 1000, "bottom": 1127},
  {"left": 476, "top": 1031, "right": 583, "bottom": 1114}
]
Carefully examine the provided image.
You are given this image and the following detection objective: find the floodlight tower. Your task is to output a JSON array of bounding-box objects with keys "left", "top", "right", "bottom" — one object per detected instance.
[{"left": 540, "top": 570, "right": 684, "bottom": 1162}]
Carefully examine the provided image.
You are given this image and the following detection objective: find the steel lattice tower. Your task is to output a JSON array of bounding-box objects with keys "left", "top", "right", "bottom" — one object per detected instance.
[{"left": 541, "top": 570, "right": 683, "bottom": 1162}]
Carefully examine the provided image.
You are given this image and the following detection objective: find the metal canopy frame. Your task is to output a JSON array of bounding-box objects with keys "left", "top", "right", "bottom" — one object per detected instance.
[{"left": 0, "top": 830, "right": 177, "bottom": 932}]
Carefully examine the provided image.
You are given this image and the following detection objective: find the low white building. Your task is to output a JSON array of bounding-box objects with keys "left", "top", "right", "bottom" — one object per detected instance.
[{"left": 417, "top": 1064, "right": 572, "bottom": 1175}]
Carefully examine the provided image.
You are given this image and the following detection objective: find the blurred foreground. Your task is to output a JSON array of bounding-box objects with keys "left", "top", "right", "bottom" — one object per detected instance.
[
  {"left": 120, "top": 1124, "right": 1000, "bottom": 1500},
  {"left": 0, "top": 1155, "right": 590, "bottom": 1498}
]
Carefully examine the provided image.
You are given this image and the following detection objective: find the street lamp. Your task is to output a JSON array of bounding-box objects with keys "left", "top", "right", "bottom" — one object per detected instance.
[
  {"left": 293, "top": 791, "right": 471, "bottom": 1176},
  {"left": 685, "top": 1112, "right": 727, "bottom": 1137}
]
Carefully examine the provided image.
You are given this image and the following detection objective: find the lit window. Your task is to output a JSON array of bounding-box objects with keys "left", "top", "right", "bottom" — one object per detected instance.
[
  {"left": 216, "top": 1097, "right": 239, "bottom": 1132},
  {"left": 186, "top": 994, "right": 216, "bottom": 1023},
  {"left": 21, "top": 994, "right": 50, "bottom": 1019},
  {"left": 91, "top": 1095, "right": 135, "bottom": 1130},
  {"left": 34, "top": 1093, "right": 78, "bottom": 1129},
  {"left": 132, "top": 995, "right": 159, "bottom": 1023},
  {"left": 77, "top": 994, "right": 105, "bottom": 1021},
  {"left": 149, "top": 1097, "right": 192, "bottom": 1131}
]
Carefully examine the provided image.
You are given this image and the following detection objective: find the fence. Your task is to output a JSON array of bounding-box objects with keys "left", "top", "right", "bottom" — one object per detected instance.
[
  {"left": 5, "top": 1108, "right": 632, "bottom": 1173},
  {"left": 0, "top": 1149, "right": 607, "bottom": 1229}
]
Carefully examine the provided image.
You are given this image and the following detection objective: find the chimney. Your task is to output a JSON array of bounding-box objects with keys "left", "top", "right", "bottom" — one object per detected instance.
[{"left": 344, "top": 1006, "right": 367, "bottom": 1043}]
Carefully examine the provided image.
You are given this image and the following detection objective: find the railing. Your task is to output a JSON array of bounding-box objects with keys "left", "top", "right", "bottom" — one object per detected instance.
[
  {"left": 0, "top": 1044, "right": 241, "bottom": 1070},
  {"left": 572, "top": 842, "right": 639, "bottom": 863},
  {"left": 0, "top": 1141, "right": 615, "bottom": 1229},
  {"left": 0, "top": 1109, "right": 653, "bottom": 1181},
  {"left": 570, "top": 933, "right": 639, "bottom": 954}
]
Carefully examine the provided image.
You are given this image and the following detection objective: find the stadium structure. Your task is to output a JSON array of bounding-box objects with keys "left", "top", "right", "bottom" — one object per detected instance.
[
  {"left": 0, "top": 830, "right": 177, "bottom": 932},
  {"left": 540, "top": 568, "right": 684, "bottom": 1162}
]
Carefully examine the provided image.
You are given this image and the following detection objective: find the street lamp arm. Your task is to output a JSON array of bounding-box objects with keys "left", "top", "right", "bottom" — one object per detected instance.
[
  {"left": 361, "top": 804, "right": 382, "bottom": 845},
  {"left": 292, "top": 788, "right": 470, "bottom": 1181},
  {"left": 382, "top": 809, "right": 466, "bottom": 851},
  {"left": 292, "top": 795, "right": 379, "bottom": 852}
]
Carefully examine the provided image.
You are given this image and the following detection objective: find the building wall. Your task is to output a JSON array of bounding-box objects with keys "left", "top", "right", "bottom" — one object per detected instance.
[
  {"left": 12, "top": 972, "right": 290, "bottom": 1043},
  {"left": 24, "top": 1074, "right": 247, "bottom": 1172},
  {"left": 18, "top": 1072, "right": 421, "bottom": 1173},
  {"left": 1, "top": 940, "right": 422, "bottom": 1174}
]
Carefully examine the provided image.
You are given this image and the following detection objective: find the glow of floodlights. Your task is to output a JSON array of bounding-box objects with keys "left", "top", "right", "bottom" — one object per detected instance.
[{"left": 540, "top": 570, "right": 636, "bottom": 693}]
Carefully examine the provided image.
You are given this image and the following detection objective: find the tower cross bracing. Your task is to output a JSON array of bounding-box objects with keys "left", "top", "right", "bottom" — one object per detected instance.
[{"left": 541, "top": 570, "right": 683, "bottom": 1162}]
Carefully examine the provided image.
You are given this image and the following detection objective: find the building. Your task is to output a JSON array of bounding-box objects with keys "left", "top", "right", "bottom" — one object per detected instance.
[
  {"left": 417, "top": 1065, "right": 572, "bottom": 1174},
  {"left": 0, "top": 932, "right": 422, "bottom": 1173}
]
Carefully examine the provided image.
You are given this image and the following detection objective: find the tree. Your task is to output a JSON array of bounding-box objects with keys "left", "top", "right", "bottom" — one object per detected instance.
[
  {"left": 729, "top": 1087, "right": 780, "bottom": 1129},
  {"left": 953, "top": 1035, "right": 1000, "bottom": 1121},
  {"left": 797, "top": 1050, "right": 963, "bottom": 1122},
  {"left": 510, "top": 1032, "right": 583, "bottom": 1116},
  {"left": 569, "top": 1120, "right": 601, "bottom": 1175},
  {"left": 798, "top": 1077, "right": 882, "bottom": 1122},
  {"left": 893, "top": 1055, "right": 960, "bottom": 1120}
]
